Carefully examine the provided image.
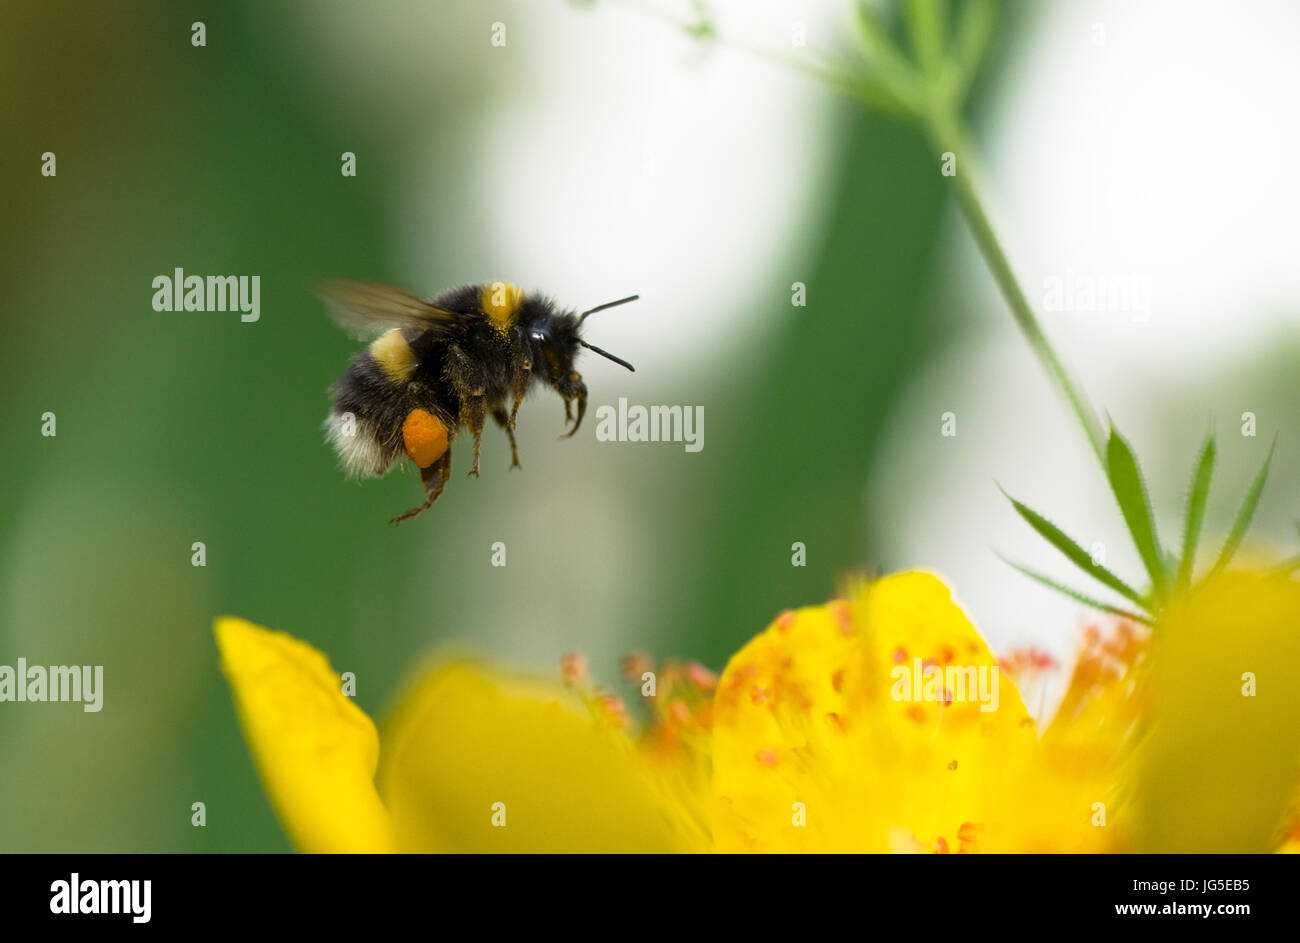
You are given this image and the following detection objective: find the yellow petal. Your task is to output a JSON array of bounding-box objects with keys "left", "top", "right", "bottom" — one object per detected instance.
[
  {"left": 214, "top": 617, "right": 395, "bottom": 853},
  {"left": 1135, "top": 571, "right": 1300, "bottom": 852},
  {"left": 378, "top": 661, "right": 696, "bottom": 852},
  {"left": 711, "top": 571, "right": 1042, "bottom": 852}
]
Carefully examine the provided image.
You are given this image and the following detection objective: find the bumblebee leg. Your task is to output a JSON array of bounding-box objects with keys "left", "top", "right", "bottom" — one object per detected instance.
[
  {"left": 446, "top": 344, "right": 488, "bottom": 478},
  {"left": 491, "top": 405, "right": 521, "bottom": 469},
  {"left": 463, "top": 394, "right": 486, "bottom": 478},
  {"left": 508, "top": 363, "right": 530, "bottom": 430},
  {"left": 509, "top": 327, "right": 533, "bottom": 430},
  {"left": 391, "top": 448, "right": 452, "bottom": 524},
  {"left": 560, "top": 378, "right": 587, "bottom": 439}
]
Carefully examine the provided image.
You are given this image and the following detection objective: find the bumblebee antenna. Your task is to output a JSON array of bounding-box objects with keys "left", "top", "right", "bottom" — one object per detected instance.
[
  {"left": 578, "top": 294, "right": 639, "bottom": 324},
  {"left": 579, "top": 339, "right": 635, "bottom": 372}
]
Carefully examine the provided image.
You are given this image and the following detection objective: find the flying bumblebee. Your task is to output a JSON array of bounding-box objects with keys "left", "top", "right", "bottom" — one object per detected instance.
[{"left": 318, "top": 279, "right": 637, "bottom": 523}]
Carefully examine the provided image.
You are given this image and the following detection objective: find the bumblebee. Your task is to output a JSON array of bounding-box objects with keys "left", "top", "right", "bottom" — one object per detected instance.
[{"left": 319, "top": 279, "right": 637, "bottom": 523}]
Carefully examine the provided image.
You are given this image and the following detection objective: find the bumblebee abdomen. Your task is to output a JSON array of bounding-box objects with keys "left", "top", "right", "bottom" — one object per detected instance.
[
  {"left": 325, "top": 339, "right": 419, "bottom": 478},
  {"left": 367, "top": 328, "right": 418, "bottom": 382}
]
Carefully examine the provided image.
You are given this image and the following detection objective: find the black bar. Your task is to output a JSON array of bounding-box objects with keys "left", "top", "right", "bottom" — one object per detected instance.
[{"left": 1, "top": 853, "right": 1288, "bottom": 929}]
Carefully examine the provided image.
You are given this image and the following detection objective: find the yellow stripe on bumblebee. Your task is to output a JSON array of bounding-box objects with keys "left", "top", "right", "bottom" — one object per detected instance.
[
  {"left": 479, "top": 281, "right": 525, "bottom": 333},
  {"left": 368, "top": 329, "right": 418, "bottom": 382}
]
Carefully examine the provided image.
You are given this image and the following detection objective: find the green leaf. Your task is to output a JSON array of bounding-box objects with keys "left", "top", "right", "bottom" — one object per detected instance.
[
  {"left": 951, "top": 0, "right": 994, "bottom": 102},
  {"left": 855, "top": 3, "right": 903, "bottom": 69},
  {"left": 851, "top": 2, "right": 925, "bottom": 116},
  {"left": 855, "top": 4, "right": 918, "bottom": 76},
  {"left": 998, "top": 556, "right": 1154, "bottom": 625},
  {"left": 1210, "top": 436, "right": 1276, "bottom": 576},
  {"left": 1000, "top": 487, "right": 1148, "bottom": 608},
  {"left": 1175, "top": 432, "right": 1216, "bottom": 594},
  {"left": 844, "top": 78, "right": 920, "bottom": 119},
  {"left": 1106, "top": 426, "right": 1169, "bottom": 603},
  {"left": 903, "top": 0, "right": 947, "bottom": 78}
]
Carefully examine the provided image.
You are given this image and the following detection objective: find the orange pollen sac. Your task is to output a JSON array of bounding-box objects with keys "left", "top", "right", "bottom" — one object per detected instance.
[{"left": 402, "top": 409, "right": 448, "bottom": 468}]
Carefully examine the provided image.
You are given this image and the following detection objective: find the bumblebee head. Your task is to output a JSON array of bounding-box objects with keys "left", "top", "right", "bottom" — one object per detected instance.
[
  {"left": 529, "top": 311, "right": 580, "bottom": 396},
  {"left": 527, "top": 295, "right": 637, "bottom": 397}
]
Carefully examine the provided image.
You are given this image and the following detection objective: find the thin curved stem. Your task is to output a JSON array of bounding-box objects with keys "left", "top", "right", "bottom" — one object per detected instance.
[
  {"left": 926, "top": 110, "right": 1108, "bottom": 468},
  {"left": 597, "top": 0, "right": 1107, "bottom": 469}
]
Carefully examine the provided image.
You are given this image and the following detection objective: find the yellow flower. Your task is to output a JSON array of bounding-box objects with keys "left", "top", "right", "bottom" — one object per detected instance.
[
  {"left": 216, "top": 569, "right": 1300, "bottom": 852},
  {"left": 216, "top": 618, "right": 701, "bottom": 853},
  {"left": 711, "top": 571, "right": 1140, "bottom": 852},
  {"left": 215, "top": 618, "right": 395, "bottom": 853},
  {"left": 1133, "top": 570, "right": 1300, "bottom": 853}
]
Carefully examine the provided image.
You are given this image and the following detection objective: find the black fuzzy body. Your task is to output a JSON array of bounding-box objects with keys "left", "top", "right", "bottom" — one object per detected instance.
[{"left": 325, "top": 283, "right": 584, "bottom": 479}]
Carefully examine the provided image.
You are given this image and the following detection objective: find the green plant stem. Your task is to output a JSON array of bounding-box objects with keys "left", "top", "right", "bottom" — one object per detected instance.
[
  {"left": 607, "top": 0, "right": 1107, "bottom": 470},
  {"left": 925, "top": 110, "right": 1108, "bottom": 468}
]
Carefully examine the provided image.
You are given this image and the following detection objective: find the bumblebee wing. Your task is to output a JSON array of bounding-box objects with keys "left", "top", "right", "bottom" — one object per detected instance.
[{"left": 316, "top": 279, "right": 475, "bottom": 339}]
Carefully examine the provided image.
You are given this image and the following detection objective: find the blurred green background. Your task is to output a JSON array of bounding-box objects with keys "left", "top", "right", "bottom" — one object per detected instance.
[{"left": 3, "top": 0, "right": 1296, "bottom": 852}]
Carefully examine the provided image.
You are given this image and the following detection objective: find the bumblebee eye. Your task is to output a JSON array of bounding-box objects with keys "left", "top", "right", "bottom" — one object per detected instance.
[{"left": 528, "top": 330, "right": 563, "bottom": 379}]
